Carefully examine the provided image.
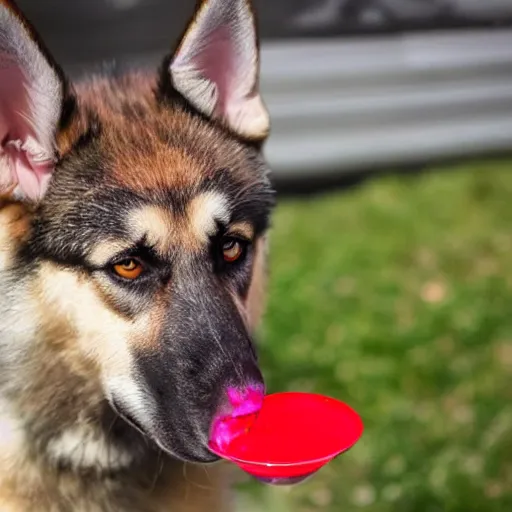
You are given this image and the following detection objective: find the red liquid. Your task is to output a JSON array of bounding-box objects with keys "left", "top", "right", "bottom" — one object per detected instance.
[{"left": 209, "top": 392, "right": 363, "bottom": 481}]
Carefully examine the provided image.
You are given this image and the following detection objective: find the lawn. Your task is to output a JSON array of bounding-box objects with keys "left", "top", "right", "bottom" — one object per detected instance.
[{"left": 235, "top": 159, "right": 512, "bottom": 512}]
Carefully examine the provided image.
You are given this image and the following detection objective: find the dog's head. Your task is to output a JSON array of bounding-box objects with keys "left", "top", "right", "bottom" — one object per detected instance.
[{"left": 0, "top": 0, "right": 273, "bottom": 462}]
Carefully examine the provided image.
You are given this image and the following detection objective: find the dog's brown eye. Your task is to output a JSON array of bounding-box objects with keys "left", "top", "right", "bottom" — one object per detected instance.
[
  {"left": 113, "top": 259, "right": 143, "bottom": 280},
  {"left": 222, "top": 239, "right": 243, "bottom": 263}
]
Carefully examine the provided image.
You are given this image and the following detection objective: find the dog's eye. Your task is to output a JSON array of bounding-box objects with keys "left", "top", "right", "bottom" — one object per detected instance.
[
  {"left": 113, "top": 258, "right": 144, "bottom": 280},
  {"left": 222, "top": 238, "right": 244, "bottom": 263}
]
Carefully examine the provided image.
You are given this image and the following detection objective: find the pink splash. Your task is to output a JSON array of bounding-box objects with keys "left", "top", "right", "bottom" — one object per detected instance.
[
  {"left": 226, "top": 386, "right": 264, "bottom": 417},
  {"left": 210, "top": 385, "right": 264, "bottom": 451}
]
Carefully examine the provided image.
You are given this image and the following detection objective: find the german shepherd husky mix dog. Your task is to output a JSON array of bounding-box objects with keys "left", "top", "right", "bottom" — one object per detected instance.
[{"left": 0, "top": 0, "right": 275, "bottom": 509}]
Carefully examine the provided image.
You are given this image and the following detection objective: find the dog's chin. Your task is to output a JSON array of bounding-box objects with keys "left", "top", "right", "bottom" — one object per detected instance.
[
  {"left": 154, "top": 437, "right": 221, "bottom": 464},
  {"left": 110, "top": 399, "right": 219, "bottom": 464}
]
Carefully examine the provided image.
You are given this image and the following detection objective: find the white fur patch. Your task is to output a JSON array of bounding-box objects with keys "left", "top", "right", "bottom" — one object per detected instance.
[
  {"left": 0, "top": 399, "right": 26, "bottom": 469},
  {"left": 128, "top": 205, "right": 173, "bottom": 254},
  {"left": 46, "top": 426, "right": 133, "bottom": 471},
  {"left": 188, "top": 191, "right": 230, "bottom": 243},
  {"left": 105, "top": 375, "right": 156, "bottom": 435},
  {"left": 0, "top": 278, "right": 38, "bottom": 371}
]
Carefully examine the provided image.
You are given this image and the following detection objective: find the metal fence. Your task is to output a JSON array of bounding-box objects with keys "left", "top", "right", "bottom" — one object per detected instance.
[{"left": 261, "top": 28, "right": 512, "bottom": 179}]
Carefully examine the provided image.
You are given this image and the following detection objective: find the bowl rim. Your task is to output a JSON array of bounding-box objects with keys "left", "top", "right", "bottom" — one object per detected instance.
[{"left": 208, "top": 444, "right": 359, "bottom": 468}]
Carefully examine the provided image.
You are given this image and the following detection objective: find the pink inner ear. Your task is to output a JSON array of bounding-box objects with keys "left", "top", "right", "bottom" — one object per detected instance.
[
  {"left": 3, "top": 139, "right": 54, "bottom": 201},
  {"left": 195, "top": 25, "right": 233, "bottom": 118},
  {"left": 0, "top": 56, "right": 29, "bottom": 141},
  {"left": 0, "top": 56, "right": 54, "bottom": 201}
]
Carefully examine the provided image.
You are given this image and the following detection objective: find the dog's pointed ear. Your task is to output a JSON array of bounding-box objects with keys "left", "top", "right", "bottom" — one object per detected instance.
[
  {"left": 165, "top": 0, "right": 269, "bottom": 141},
  {"left": 0, "top": 0, "right": 72, "bottom": 202}
]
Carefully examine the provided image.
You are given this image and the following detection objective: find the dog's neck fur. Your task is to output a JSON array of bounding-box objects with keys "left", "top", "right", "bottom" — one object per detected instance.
[{"left": 3, "top": 342, "right": 149, "bottom": 476}]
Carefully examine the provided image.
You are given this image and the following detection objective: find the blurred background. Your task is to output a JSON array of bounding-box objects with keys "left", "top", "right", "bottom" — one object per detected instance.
[{"left": 17, "top": 1, "right": 512, "bottom": 511}]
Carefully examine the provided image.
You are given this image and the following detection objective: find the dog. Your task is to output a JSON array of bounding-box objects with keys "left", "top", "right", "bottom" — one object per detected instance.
[{"left": 0, "top": 0, "right": 275, "bottom": 509}]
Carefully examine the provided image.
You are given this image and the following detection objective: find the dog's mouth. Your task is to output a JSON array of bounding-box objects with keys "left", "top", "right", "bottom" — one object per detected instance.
[
  {"left": 110, "top": 398, "right": 150, "bottom": 441},
  {"left": 109, "top": 397, "right": 221, "bottom": 463}
]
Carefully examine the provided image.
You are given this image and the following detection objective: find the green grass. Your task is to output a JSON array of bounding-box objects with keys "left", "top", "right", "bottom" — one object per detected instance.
[{"left": 235, "top": 159, "right": 512, "bottom": 512}]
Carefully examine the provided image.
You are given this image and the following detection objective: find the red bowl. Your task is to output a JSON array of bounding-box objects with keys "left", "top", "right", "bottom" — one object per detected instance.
[{"left": 209, "top": 392, "right": 363, "bottom": 485}]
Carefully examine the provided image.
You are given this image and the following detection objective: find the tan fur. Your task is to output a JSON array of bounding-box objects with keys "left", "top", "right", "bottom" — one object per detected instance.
[
  {"left": 227, "top": 222, "right": 254, "bottom": 242},
  {"left": 88, "top": 240, "right": 135, "bottom": 267},
  {"left": 128, "top": 205, "right": 176, "bottom": 254},
  {"left": 0, "top": 454, "right": 232, "bottom": 512},
  {"left": 0, "top": 199, "right": 31, "bottom": 268},
  {"left": 76, "top": 76, "right": 213, "bottom": 194}
]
